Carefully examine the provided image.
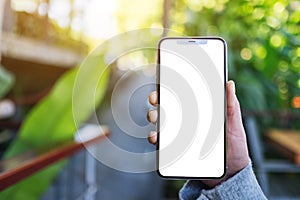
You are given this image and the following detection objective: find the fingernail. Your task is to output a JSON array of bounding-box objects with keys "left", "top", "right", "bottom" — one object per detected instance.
[
  {"left": 149, "top": 91, "right": 157, "bottom": 104},
  {"left": 149, "top": 131, "right": 156, "bottom": 137},
  {"left": 148, "top": 131, "right": 157, "bottom": 144},
  {"left": 149, "top": 110, "right": 157, "bottom": 121},
  {"left": 229, "top": 81, "right": 236, "bottom": 94}
]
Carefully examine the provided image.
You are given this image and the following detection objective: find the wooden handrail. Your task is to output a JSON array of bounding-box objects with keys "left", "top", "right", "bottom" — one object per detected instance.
[
  {"left": 266, "top": 129, "right": 300, "bottom": 165},
  {"left": 243, "top": 110, "right": 300, "bottom": 120},
  {"left": 0, "top": 125, "right": 110, "bottom": 191}
]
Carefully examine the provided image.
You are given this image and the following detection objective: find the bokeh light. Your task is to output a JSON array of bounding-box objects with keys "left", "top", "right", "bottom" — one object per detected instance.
[
  {"left": 292, "top": 96, "right": 300, "bottom": 108},
  {"left": 240, "top": 48, "right": 252, "bottom": 60}
]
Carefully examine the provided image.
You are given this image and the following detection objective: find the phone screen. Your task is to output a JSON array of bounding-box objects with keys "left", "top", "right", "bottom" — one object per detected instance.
[{"left": 157, "top": 37, "right": 226, "bottom": 178}]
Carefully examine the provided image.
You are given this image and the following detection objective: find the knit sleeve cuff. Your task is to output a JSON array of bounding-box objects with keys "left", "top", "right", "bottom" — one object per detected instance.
[{"left": 179, "top": 162, "right": 267, "bottom": 200}]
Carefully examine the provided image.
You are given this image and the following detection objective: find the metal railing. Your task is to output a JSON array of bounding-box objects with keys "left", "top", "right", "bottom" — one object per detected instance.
[{"left": 41, "top": 147, "right": 98, "bottom": 200}]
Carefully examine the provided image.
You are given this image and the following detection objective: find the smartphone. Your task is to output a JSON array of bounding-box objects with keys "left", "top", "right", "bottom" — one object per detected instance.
[{"left": 157, "top": 37, "right": 227, "bottom": 178}]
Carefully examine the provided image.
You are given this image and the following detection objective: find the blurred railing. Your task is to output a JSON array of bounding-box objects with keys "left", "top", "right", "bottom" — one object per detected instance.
[
  {"left": 243, "top": 110, "right": 300, "bottom": 128},
  {"left": 42, "top": 147, "right": 98, "bottom": 200},
  {"left": 0, "top": 125, "right": 109, "bottom": 199},
  {"left": 243, "top": 110, "right": 300, "bottom": 198}
]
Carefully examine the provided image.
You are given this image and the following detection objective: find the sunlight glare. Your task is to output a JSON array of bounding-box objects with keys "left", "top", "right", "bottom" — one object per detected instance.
[
  {"left": 83, "top": 0, "right": 117, "bottom": 39},
  {"left": 11, "top": 0, "right": 38, "bottom": 13}
]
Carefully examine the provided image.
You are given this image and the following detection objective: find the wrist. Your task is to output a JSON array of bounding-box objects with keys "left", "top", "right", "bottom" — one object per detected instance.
[
  {"left": 201, "top": 163, "right": 248, "bottom": 188},
  {"left": 201, "top": 174, "right": 229, "bottom": 188}
]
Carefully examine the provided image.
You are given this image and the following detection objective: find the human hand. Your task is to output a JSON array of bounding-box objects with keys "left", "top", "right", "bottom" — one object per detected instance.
[{"left": 147, "top": 80, "right": 249, "bottom": 188}]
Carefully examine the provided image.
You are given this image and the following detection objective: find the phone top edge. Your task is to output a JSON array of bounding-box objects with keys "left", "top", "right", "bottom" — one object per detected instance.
[{"left": 158, "top": 36, "right": 227, "bottom": 43}]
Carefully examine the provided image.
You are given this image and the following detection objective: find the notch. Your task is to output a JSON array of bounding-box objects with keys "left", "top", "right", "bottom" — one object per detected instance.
[{"left": 177, "top": 39, "right": 208, "bottom": 45}]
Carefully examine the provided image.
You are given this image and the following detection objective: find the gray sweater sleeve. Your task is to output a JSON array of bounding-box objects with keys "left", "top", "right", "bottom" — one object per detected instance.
[{"left": 179, "top": 163, "right": 267, "bottom": 200}]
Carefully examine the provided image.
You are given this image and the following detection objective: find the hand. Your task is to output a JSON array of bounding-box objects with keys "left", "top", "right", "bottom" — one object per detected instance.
[{"left": 147, "top": 80, "right": 249, "bottom": 188}]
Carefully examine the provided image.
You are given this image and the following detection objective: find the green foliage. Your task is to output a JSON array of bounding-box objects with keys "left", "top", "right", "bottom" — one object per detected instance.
[
  {"left": 170, "top": 0, "right": 300, "bottom": 111},
  {"left": 0, "top": 65, "right": 14, "bottom": 99},
  {"left": 1, "top": 55, "right": 110, "bottom": 199}
]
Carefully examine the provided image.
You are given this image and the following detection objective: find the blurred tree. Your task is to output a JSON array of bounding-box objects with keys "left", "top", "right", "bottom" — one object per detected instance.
[
  {"left": 169, "top": 0, "right": 300, "bottom": 111},
  {"left": 11, "top": 0, "right": 88, "bottom": 53}
]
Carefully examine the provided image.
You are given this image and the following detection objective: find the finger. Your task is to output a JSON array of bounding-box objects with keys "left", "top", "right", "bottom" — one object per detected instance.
[
  {"left": 147, "top": 109, "right": 157, "bottom": 123},
  {"left": 148, "top": 131, "right": 157, "bottom": 144},
  {"left": 149, "top": 91, "right": 157, "bottom": 106},
  {"left": 227, "top": 80, "right": 241, "bottom": 116},
  {"left": 226, "top": 80, "right": 245, "bottom": 136},
  {"left": 226, "top": 81, "right": 249, "bottom": 166}
]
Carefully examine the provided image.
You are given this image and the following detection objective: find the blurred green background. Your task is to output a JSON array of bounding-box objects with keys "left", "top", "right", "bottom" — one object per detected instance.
[
  {"left": 6, "top": 0, "right": 300, "bottom": 111},
  {"left": 3, "top": 0, "right": 300, "bottom": 109},
  {"left": 0, "top": 0, "right": 300, "bottom": 199}
]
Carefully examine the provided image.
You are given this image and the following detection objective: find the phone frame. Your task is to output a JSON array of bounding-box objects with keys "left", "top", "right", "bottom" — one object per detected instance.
[{"left": 156, "top": 36, "right": 227, "bottom": 179}]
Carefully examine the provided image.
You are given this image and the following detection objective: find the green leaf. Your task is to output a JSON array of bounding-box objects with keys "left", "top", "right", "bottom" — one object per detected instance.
[
  {"left": 237, "top": 70, "right": 266, "bottom": 111},
  {"left": 1, "top": 55, "right": 109, "bottom": 199},
  {"left": 262, "top": 42, "right": 279, "bottom": 79},
  {"left": 0, "top": 65, "right": 14, "bottom": 99}
]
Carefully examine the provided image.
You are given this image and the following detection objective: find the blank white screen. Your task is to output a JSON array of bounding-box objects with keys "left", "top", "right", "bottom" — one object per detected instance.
[{"left": 158, "top": 38, "right": 226, "bottom": 178}]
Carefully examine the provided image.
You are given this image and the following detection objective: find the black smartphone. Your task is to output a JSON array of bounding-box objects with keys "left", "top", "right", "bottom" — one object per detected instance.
[{"left": 157, "top": 37, "right": 227, "bottom": 178}]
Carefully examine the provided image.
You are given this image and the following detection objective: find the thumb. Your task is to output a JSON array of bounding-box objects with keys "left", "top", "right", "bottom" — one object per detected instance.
[{"left": 226, "top": 81, "right": 244, "bottom": 137}]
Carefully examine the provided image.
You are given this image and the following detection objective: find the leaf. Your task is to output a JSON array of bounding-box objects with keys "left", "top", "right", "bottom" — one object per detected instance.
[
  {"left": 0, "top": 65, "right": 15, "bottom": 99},
  {"left": 1, "top": 55, "right": 110, "bottom": 199},
  {"left": 237, "top": 70, "right": 266, "bottom": 111},
  {"left": 261, "top": 42, "right": 279, "bottom": 79}
]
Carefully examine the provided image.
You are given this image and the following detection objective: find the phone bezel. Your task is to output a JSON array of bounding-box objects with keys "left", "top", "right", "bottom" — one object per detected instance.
[{"left": 156, "top": 36, "right": 227, "bottom": 179}]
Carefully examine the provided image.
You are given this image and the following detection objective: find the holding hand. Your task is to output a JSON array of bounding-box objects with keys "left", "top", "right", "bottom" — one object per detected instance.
[{"left": 147, "top": 80, "right": 249, "bottom": 187}]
